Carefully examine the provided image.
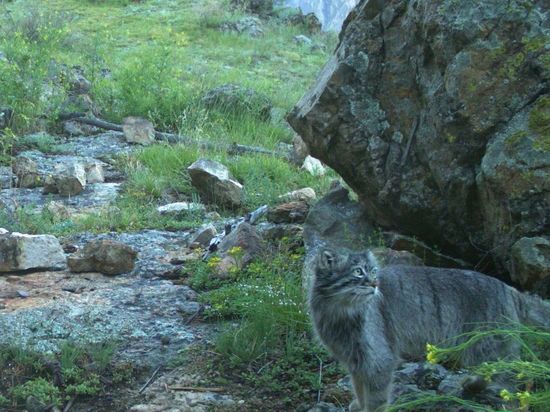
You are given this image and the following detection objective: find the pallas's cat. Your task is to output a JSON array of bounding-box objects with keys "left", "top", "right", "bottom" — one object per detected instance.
[{"left": 308, "top": 249, "right": 550, "bottom": 412}]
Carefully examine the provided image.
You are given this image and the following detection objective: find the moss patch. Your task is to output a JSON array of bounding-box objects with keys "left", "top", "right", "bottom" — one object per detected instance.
[{"left": 528, "top": 96, "right": 550, "bottom": 152}]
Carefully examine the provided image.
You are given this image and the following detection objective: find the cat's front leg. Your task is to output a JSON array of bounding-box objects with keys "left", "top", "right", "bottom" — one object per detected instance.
[
  {"left": 349, "top": 373, "right": 367, "bottom": 411},
  {"left": 364, "top": 368, "right": 392, "bottom": 412},
  {"left": 349, "top": 370, "right": 390, "bottom": 412}
]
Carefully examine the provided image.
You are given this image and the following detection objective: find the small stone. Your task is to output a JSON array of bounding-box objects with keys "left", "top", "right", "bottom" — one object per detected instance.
[
  {"left": 188, "top": 159, "right": 244, "bottom": 209},
  {"left": 0, "top": 166, "right": 13, "bottom": 189},
  {"left": 215, "top": 223, "right": 263, "bottom": 277},
  {"left": 301, "top": 155, "right": 325, "bottom": 176},
  {"left": 43, "top": 163, "right": 87, "bottom": 196},
  {"left": 157, "top": 202, "right": 206, "bottom": 215},
  {"left": 293, "top": 34, "right": 313, "bottom": 45},
  {"left": 205, "top": 211, "right": 221, "bottom": 220},
  {"left": 17, "top": 290, "right": 30, "bottom": 298},
  {"left": 278, "top": 187, "right": 316, "bottom": 203},
  {"left": 13, "top": 156, "right": 41, "bottom": 188},
  {"left": 0, "top": 232, "right": 66, "bottom": 272},
  {"left": 122, "top": 116, "right": 156, "bottom": 145},
  {"left": 67, "top": 239, "right": 137, "bottom": 275},
  {"left": 45, "top": 201, "right": 71, "bottom": 220},
  {"left": 190, "top": 224, "right": 217, "bottom": 248},
  {"left": 85, "top": 161, "right": 105, "bottom": 183},
  {"left": 267, "top": 201, "right": 309, "bottom": 224}
]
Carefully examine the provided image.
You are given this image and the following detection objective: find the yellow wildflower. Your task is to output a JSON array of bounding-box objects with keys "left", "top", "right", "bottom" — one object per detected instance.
[
  {"left": 426, "top": 343, "right": 438, "bottom": 364},
  {"left": 207, "top": 256, "right": 222, "bottom": 269},
  {"left": 517, "top": 391, "right": 530, "bottom": 408},
  {"left": 500, "top": 389, "right": 512, "bottom": 401}
]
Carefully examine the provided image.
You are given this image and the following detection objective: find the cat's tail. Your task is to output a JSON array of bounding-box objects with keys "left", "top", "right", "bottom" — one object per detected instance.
[{"left": 519, "top": 293, "right": 550, "bottom": 329}]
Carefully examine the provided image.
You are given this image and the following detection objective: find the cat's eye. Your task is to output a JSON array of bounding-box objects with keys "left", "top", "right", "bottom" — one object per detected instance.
[{"left": 352, "top": 268, "right": 364, "bottom": 278}]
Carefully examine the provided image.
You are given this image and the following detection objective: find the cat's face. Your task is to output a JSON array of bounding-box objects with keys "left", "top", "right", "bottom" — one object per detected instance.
[{"left": 313, "top": 249, "right": 378, "bottom": 303}]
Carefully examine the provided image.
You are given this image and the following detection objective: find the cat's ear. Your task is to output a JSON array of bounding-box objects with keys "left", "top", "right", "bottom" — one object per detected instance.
[{"left": 319, "top": 249, "right": 336, "bottom": 270}]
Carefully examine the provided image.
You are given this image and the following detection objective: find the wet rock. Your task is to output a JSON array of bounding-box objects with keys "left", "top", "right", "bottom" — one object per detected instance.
[
  {"left": 0, "top": 166, "right": 13, "bottom": 189},
  {"left": 0, "top": 183, "right": 121, "bottom": 217},
  {"left": 216, "top": 223, "right": 262, "bottom": 276},
  {"left": 301, "top": 155, "right": 325, "bottom": 176},
  {"left": 190, "top": 224, "right": 217, "bottom": 248},
  {"left": 188, "top": 159, "right": 244, "bottom": 209},
  {"left": 122, "top": 116, "right": 156, "bottom": 146},
  {"left": 157, "top": 202, "right": 206, "bottom": 215},
  {"left": 267, "top": 201, "right": 309, "bottom": 224},
  {"left": 13, "top": 156, "right": 41, "bottom": 188},
  {"left": 278, "top": 187, "right": 316, "bottom": 203},
  {"left": 43, "top": 162, "right": 87, "bottom": 196},
  {"left": 68, "top": 239, "right": 137, "bottom": 275},
  {"left": 511, "top": 237, "right": 550, "bottom": 293},
  {"left": 0, "top": 232, "right": 66, "bottom": 272},
  {"left": 16, "top": 151, "right": 106, "bottom": 185},
  {"left": 287, "top": 0, "right": 549, "bottom": 282},
  {"left": 201, "top": 83, "right": 272, "bottom": 121}
]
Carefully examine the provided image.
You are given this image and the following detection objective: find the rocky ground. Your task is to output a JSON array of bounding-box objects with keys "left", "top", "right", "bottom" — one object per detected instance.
[
  {"left": 0, "top": 131, "right": 237, "bottom": 411},
  {"left": 0, "top": 129, "right": 521, "bottom": 412}
]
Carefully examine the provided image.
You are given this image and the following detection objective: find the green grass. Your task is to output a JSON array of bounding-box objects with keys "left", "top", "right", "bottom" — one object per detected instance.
[
  {"left": 0, "top": 340, "right": 132, "bottom": 409},
  {"left": 184, "top": 238, "right": 346, "bottom": 407},
  {"left": 0, "top": 0, "right": 335, "bottom": 136},
  {"left": 394, "top": 324, "right": 550, "bottom": 412}
]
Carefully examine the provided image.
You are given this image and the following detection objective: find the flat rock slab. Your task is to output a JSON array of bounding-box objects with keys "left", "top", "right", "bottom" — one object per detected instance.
[
  {"left": 17, "top": 150, "right": 109, "bottom": 184},
  {"left": 53, "top": 132, "right": 134, "bottom": 160},
  {"left": 0, "top": 183, "right": 121, "bottom": 214},
  {"left": 0, "top": 274, "right": 201, "bottom": 368}
]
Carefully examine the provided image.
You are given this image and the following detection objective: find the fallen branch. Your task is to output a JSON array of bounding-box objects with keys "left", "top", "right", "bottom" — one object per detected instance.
[
  {"left": 167, "top": 386, "right": 225, "bottom": 393},
  {"left": 139, "top": 365, "right": 162, "bottom": 394},
  {"left": 59, "top": 113, "right": 290, "bottom": 159}
]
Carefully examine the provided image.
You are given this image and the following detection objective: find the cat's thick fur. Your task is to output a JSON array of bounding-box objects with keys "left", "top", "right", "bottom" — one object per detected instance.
[{"left": 308, "top": 249, "right": 550, "bottom": 412}]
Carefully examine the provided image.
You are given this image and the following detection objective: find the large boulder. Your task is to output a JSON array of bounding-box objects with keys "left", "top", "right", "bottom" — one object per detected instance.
[
  {"left": 0, "top": 231, "right": 66, "bottom": 272},
  {"left": 188, "top": 159, "right": 244, "bottom": 209},
  {"left": 288, "top": 0, "right": 549, "bottom": 284}
]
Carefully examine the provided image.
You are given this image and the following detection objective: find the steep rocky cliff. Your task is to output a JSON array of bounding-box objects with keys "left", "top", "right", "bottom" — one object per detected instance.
[{"left": 288, "top": 0, "right": 549, "bottom": 291}]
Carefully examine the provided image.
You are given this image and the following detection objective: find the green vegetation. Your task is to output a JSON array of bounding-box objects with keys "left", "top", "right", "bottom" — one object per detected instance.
[
  {"left": 529, "top": 96, "right": 550, "bottom": 151},
  {"left": 0, "top": 341, "right": 133, "bottom": 409},
  {"left": 397, "top": 324, "right": 550, "bottom": 412},
  {"left": 183, "top": 238, "right": 346, "bottom": 408}
]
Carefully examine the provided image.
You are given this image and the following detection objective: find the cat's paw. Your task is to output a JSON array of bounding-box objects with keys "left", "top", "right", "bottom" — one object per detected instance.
[{"left": 348, "top": 399, "right": 364, "bottom": 412}]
